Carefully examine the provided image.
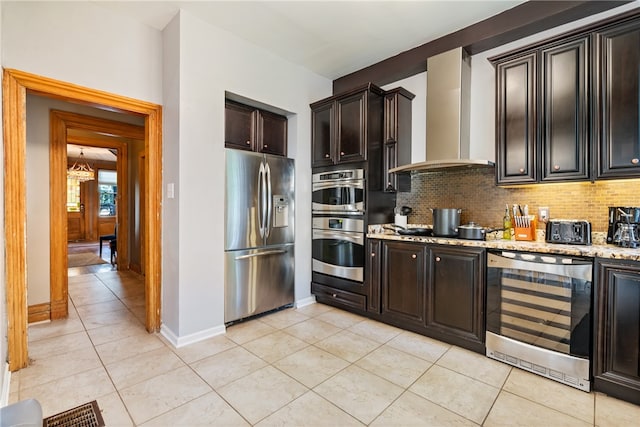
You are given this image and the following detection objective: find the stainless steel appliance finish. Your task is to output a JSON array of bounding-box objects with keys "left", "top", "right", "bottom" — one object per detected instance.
[
  {"left": 431, "top": 208, "right": 461, "bottom": 237},
  {"left": 545, "top": 220, "right": 592, "bottom": 245},
  {"left": 312, "top": 169, "right": 365, "bottom": 214},
  {"left": 486, "top": 251, "right": 592, "bottom": 392},
  {"left": 312, "top": 216, "right": 364, "bottom": 282},
  {"left": 224, "top": 149, "right": 295, "bottom": 323}
]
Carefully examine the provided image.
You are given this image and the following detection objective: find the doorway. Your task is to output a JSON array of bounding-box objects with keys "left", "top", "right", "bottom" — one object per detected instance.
[{"left": 4, "top": 69, "right": 163, "bottom": 371}]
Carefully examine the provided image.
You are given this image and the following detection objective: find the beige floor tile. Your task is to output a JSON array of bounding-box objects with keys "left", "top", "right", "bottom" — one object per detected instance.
[
  {"left": 225, "top": 319, "right": 277, "bottom": 345},
  {"left": 243, "top": 330, "right": 309, "bottom": 363},
  {"left": 274, "top": 346, "right": 349, "bottom": 388},
  {"left": 283, "top": 318, "right": 341, "bottom": 344},
  {"left": 315, "top": 309, "right": 365, "bottom": 329},
  {"left": 314, "top": 364, "right": 404, "bottom": 425},
  {"left": 94, "top": 332, "right": 165, "bottom": 365},
  {"left": 27, "top": 330, "right": 93, "bottom": 359},
  {"left": 259, "top": 308, "right": 309, "bottom": 329},
  {"left": 437, "top": 346, "right": 511, "bottom": 388},
  {"left": 503, "top": 368, "right": 594, "bottom": 424},
  {"left": 356, "top": 344, "right": 432, "bottom": 388},
  {"left": 386, "top": 330, "right": 451, "bottom": 362},
  {"left": 141, "top": 391, "right": 249, "bottom": 427},
  {"left": 80, "top": 308, "right": 141, "bottom": 331},
  {"left": 86, "top": 319, "right": 149, "bottom": 346},
  {"left": 105, "top": 346, "right": 185, "bottom": 390},
  {"left": 171, "top": 334, "right": 237, "bottom": 364},
  {"left": 119, "top": 365, "right": 212, "bottom": 425},
  {"left": 256, "top": 390, "right": 363, "bottom": 427},
  {"left": 70, "top": 285, "right": 118, "bottom": 306},
  {"left": 19, "top": 346, "right": 102, "bottom": 389},
  {"left": 191, "top": 346, "right": 267, "bottom": 389},
  {"left": 294, "top": 302, "right": 335, "bottom": 317},
  {"left": 315, "top": 330, "right": 380, "bottom": 362},
  {"left": 485, "top": 391, "right": 591, "bottom": 427},
  {"left": 74, "top": 298, "right": 128, "bottom": 317},
  {"left": 371, "top": 390, "right": 478, "bottom": 426},
  {"left": 348, "top": 319, "right": 403, "bottom": 343},
  {"left": 217, "top": 365, "right": 308, "bottom": 425},
  {"left": 410, "top": 364, "right": 499, "bottom": 424},
  {"left": 20, "top": 367, "right": 115, "bottom": 419},
  {"left": 97, "top": 392, "right": 135, "bottom": 426},
  {"left": 121, "top": 293, "right": 146, "bottom": 309},
  {"left": 27, "top": 317, "right": 85, "bottom": 342},
  {"left": 595, "top": 392, "right": 640, "bottom": 427}
]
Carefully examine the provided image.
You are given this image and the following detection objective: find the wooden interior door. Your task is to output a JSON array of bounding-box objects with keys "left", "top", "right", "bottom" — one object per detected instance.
[{"left": 67, "top": 181, "right": 86, "bottom": 241}]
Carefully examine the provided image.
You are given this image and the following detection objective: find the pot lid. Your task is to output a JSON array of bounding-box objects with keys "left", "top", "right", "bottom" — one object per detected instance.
[{"left": 459, "top": 222, "right": 483, "bottom": 229}]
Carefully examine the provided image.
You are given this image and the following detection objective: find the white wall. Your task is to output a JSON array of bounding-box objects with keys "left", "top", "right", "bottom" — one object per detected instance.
[{"left": 160, "top": 9, "right": 331, "bottom": 343}]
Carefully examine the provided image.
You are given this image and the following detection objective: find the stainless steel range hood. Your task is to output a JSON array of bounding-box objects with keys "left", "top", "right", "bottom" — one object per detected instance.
[{"left": 390, "top": 47, "right": 494, "bottom": 174}]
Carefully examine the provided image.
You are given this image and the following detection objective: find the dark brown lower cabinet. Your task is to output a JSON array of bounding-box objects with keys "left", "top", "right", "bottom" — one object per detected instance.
[
  {"left": 594, "top": 258, "right": 640, "bottom": 405},
  {"left": 425, "top": 245, "right": 486, "bottom": 353},
  {"left": 366, "top": 239, "right": 381, "bottom": 314},
  {"left": 381, "top": 241, "right": 427, "bottom": 328}
]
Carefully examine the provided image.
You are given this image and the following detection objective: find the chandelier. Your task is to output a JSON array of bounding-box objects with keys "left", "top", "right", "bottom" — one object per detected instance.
[{"left": 67, "top": 148, "right": 95, "bottom": 182}]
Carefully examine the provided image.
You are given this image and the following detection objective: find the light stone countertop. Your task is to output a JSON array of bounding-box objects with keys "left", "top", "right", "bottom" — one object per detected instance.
[{"left": 368, "top": 225, "right": 640, "bottom": 262}]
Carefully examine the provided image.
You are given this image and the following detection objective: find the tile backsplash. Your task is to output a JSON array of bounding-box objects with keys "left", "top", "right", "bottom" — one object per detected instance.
[{"left": 395, "top": 167, "right": 640, "bottom": 232}]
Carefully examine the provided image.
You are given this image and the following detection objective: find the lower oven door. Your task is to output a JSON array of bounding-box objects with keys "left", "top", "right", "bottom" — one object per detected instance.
[{"left": 312, "top": 228, "right": 364, "bottom": 282}]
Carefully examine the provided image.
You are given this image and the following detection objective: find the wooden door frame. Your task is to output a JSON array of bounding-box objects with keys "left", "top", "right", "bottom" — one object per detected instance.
[
  {"left": 3, "top": 69, "right": 162, "bottom": 371},
  {"left": 51, "top": 110, "right": 135, "bottom": 320}
]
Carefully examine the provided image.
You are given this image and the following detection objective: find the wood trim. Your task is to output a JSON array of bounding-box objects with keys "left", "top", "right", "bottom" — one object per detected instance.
[
  {"left": 50, "top": 110, "right": 132, "bottom": 319},
  {"left": 3, "top": 68, "right": 162, "bottom": 371},
  {"left": 28, "top": 303, "right": 51, "bottom": 324},
  {"left": 333, "top": 1, "right": 631, "bottom": 92}
]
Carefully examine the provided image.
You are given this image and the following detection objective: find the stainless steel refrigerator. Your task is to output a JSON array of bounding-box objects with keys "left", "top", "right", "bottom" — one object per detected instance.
[{"left": 224, "top": 149, "right": 295, "bottom": 323}]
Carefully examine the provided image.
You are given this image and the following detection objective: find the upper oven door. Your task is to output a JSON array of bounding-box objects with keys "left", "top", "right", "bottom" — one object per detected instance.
[{"left": 312, "top": 180, "right": 364, "bottom": 214}]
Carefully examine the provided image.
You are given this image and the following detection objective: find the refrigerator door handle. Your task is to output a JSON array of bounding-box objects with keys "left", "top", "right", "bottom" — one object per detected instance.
[
  {"left": 234, "top": 249, "right": 287, "bottom": 260},
  {"left": 258, "top": 161, "right": 266, "bottom": 239},
  {"left": 265, "top": 162, "right": 273, "bottom": 238}
]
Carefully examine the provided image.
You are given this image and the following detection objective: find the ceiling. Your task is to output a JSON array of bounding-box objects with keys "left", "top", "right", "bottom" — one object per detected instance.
[
  {"left": 93, "top": 0, "right": 526, "bottom": 80},
  {"left": 67, "top": 144, "right": 117, "bottom": 162}
]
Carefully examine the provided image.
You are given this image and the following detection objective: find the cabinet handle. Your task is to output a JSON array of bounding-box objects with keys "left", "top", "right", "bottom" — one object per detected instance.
[
  {"left": 553, "top": 165, "right": 560, "bottom": 171},
  {"left": 411, "top": 254, "right": 417, "bottom": 259},
  {"left": 332, "top": 293, "right": 337, "bottom": 298},
  {"left": 435, "top": 256, "right": 441, "bottom": 262},
  {"left": 519, "top": 168, "right": 525, "bottom": 174},
  {"left": 246, "top": 140, "right": 251, "bottom": 145},
  {"left": 340, "top": 151, "right": 345, "bottom": 156},
  {"left": 371, "top": 253, "right": 376, "bottom": 257},
  {"left": 324, "top": 153, "right": 330, "bottom": 158},
  {"left": 632, "top": 158, "right": 639, "bottom": 165},
  {"left": 263, "top": 144, "right": 268, "bottom": 148}
]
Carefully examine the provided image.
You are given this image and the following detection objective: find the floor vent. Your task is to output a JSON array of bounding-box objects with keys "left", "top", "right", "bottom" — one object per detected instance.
[{"left": 43, "top": 400, "right": 105, "bottom": 427}]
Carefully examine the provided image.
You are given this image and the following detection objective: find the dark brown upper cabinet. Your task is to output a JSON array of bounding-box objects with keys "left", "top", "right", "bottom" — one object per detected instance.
[
  {"left": 383, "top": 87, "right": 414, "bottom": 192},
  {"left": 311, "top": 84, "right": 384, "bottom": 168},
  {"left": 225, "top": 100, "right": 287, "bottom": 157},
  {"left": 494, "top": 12, "right": 640, "bottom": 185},
  {"left": 595, "top": 18, "right": 640, "bottom": 179}
]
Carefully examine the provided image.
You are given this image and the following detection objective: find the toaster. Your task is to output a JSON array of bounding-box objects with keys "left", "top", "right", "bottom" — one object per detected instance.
[{"left": 545, "top": 220, "right": 592, "bottom": 245}]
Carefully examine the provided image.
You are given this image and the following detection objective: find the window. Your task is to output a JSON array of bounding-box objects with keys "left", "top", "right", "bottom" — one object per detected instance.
[
  {"left": 98, "top": 170, "right": 117, "bottom": 217},
  {"left": 66, "top": 177, "right": 81, "bottom": 212}
]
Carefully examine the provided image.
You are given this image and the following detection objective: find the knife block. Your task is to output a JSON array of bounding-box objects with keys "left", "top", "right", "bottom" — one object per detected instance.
[{"left": 514, "top": 215, "right": 537, "bottom": 241}]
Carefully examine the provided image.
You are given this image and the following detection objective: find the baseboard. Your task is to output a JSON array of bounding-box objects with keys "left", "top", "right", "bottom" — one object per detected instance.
[
  {"left": 160, "top": 323, "right": 226, "bottom": 348},
  {"left": 1, "top": 362, "right": 10, "bottom": 406},
  {"left": 295, "top": 295, "right": 316, "bottom": 308},
  {"left": 28, "top": 303, "right": 50, "bottom": 324}
]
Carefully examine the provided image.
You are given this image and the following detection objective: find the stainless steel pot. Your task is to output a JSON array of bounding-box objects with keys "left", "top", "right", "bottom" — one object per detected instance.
[
  {"left": 430, "top": 208, "right": 461, "bottom": 237},
  {"left": 457, "top": 222, "right": 503, "bottom": 240}
]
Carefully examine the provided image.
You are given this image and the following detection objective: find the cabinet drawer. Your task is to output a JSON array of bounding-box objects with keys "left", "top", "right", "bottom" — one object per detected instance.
[{"left": 312, "top": 282, "right": 366, "bottom": 312}]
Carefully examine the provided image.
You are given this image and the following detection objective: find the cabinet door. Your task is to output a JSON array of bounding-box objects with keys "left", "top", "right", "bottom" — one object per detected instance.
[
  {"left": 541, "top": 37, "right": 589, "bottom": 181},
  {"left": 225, "top": 101, "right": 255, "bottom": 151},
  {"left": 381, "top": 241, "right": 426, "bottom": 326},
  {"left": 496, "top": 53, "right": 537, "bottom": 184},
  {"left": 336, "top": 91, "right": 367, "bottom": 164},
  {"left": 426, "top": 246, "right": 485, "bottom": 350},
  {"left": 596, "top": 19, "right": 640, "bottom": 178},
  {"left": 311, "top": 101, "right": 334, "bottom": 167},
  {"left": 258, "top": 110, "right": 287, "bottom": 156},
  {"left": 366, "top": 239, "right": 381, "bottom": 314},
  {"left": 594, "top": 259, "right": 640, "bottom": 405}
]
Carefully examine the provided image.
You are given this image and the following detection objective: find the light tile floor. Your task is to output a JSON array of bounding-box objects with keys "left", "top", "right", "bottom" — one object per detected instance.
[{"left": 8, "top": 269, "right": 640, "bottom": 426}]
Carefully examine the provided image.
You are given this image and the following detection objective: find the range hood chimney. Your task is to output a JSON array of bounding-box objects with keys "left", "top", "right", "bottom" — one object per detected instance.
[{"left": 390, "top": 47, "right": 494, "bottom": 173}]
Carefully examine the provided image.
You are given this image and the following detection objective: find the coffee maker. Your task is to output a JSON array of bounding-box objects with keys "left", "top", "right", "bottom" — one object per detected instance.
[{"left": 607, "top": 207, "right": 640, "bottom": 248}]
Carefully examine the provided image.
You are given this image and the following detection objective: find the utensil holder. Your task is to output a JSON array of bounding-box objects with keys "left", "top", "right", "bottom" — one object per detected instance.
[{"left": 514, "top": 215, "right": 537, "bottom": 241}]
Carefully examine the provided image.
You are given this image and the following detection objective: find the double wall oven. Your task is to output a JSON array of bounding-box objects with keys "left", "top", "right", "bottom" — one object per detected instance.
[{"left": 312, "top": 169, "right": 365, "bottom": 283}]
